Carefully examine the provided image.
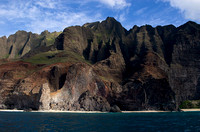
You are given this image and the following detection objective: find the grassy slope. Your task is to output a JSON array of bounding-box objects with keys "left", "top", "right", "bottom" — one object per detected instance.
[
  {"left": 23, "top": 50, "right": 91, "bottom": 65},
  {"left": 45, "top": 32, "right": 62, "bottom": 46}
]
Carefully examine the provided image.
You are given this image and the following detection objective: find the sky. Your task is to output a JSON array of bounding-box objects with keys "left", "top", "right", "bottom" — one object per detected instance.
[{"left": 0, "top": 0, "right": 200, "bottom": 37}]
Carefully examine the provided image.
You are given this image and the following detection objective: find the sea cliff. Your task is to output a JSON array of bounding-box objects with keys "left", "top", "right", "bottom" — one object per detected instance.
[{"left": 0, "top": 17, "right": 200, "bottom": 112}]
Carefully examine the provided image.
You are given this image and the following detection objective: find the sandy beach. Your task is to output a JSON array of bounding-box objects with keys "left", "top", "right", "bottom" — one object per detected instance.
[
  {"left": 122, "top": 110, "right": 171, "bottom": 113},
  {"left": 0, "top": 109, "right": 169, "bottom": 113},
  {"left": 0, "top": 109, "right": 171, "bottom": 113},
  {"left": 36, "top": 110, "right": 170, "bottom": 113},
  {"left": 1, "top": 109, "right": 200, "bottom": 113},
  {"left": 181, "top": 109, "right": 200, "bottom": 112},
  {"left": 34, "top": 110, "right": 108, "bottom": 113},
  {"left": 0, "top": 109, "right": 108, "bottom": 113},
  {"left": 0, "top": 109, "right": 24, "bottom": 112}
]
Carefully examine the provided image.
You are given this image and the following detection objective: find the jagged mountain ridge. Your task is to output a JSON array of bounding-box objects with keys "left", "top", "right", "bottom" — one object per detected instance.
[
  {"left": 0, "top": 30, "right": 61, "bottom": 59},
  {"left": 0, "top": 17, "right": 199, "bottom": 111}
]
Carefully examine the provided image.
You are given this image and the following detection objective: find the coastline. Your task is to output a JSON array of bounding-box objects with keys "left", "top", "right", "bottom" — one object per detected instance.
[
  {"left": 33, "top": 110, "right": 108, "bottom": 113},
  {"left": 122, "top": 110, "right": 171, "bottom": 113},
  {"left": 181, "top": 109, "right": 200, "bottom": 112},
  {"left": 1, "top": 109, "right": 200, "bottom": 113},
  {"left": 0, "top": 109, "right": 24, "bottom": 112},
  {"left": 0, "top": 109, "right": 108, "bottom": 113}
]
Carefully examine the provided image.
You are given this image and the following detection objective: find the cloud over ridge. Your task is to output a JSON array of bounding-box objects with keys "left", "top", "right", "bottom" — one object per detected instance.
[
  {"left": 163, "top": 0, "right": 200, "bottom": 22},
  {"left": 0, "top": 0, "right": 131, "bottom": 36},
  {"left": 98, "top": 0, "right": 131, "bottom": 9},
  {"left": 0, "top": 0, "right": 102, "bottom": 35},
  {"left": 0, "top": 0, "right": 198, "bottom": 37}
]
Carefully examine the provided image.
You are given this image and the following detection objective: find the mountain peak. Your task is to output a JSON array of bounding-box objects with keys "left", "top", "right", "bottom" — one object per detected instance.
[
  {"left": 41, "top": 30, "right": 50, "bottom": 36},
  {"left": 105, "top": 17, "right": 117, "bottom": 22},
  {"left": 103, "top": 17, "right": 120, "bottom": 25},
  {"left": 186, "top": 21, "right": 198, "bottom": 25},
  {"left": 178, "top": 21, "right": 200, "bottom": 30}
]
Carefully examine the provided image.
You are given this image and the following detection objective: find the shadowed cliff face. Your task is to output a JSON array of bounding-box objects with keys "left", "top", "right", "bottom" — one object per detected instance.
[
  {"left": 169, "top": 22, "right": 200, "bottom": 107},
  {"left": 0, "top": 17, "right": 200, "bottom": 111}
]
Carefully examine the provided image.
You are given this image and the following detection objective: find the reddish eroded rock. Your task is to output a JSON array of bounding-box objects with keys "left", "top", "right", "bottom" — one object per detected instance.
[
  {"left": 0, "top": 61, "right": 111, "bottom": 111},
  {"left": 0, "top": 61, "right": 37, "bottom": 109},
  {"left": 0, "top": 61, "right": 71, "bottom": 110},
  {"left": 0, "top": 61, "right": 36, "bottom": 79},
  {"left": 49, "top": 63, "right": 111, "bottom": 111}
]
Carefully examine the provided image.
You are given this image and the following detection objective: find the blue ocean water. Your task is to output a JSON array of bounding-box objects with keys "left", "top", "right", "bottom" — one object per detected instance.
[{"left": 0, "top": 111, "right": 200, "bottom": 132}]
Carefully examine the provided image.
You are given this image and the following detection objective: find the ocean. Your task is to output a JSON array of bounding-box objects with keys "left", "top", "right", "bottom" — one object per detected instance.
[{"left": 0, "top": 111, "right": 200, "bottom": 132}]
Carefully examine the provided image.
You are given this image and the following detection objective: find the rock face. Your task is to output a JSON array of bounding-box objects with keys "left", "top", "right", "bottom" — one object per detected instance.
[
  {"left": 0, "top": 17, "right": 200, "bottom": 111},
  {"left": 39, "top": 83, "right": 51, "bottom": 110},
  {"left": 168, "top": 22, "right": 200, "bottom": 109},
  {"left": 0, "top": 62, "right": 111, "bottom": 111},
  {"left": 46, "top": 63, "right": 111, "bottom": 111},
  {"left": 0, "top": 30, "right": 61, "bottom": 59}
]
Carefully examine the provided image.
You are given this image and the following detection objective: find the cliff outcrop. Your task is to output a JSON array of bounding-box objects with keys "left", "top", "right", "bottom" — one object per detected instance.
[{"left": 0, "top": 17, "right": 199, "bottom": 111}]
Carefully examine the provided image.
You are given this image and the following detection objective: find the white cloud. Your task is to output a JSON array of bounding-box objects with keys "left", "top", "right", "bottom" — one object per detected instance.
[
  {"left": 98, "top": 0, "right": 131, "bottom": 9},
  {"left": 0, "top": 0, "right": 131, "bottom": 36},
  {"left": 74, "top": 0, "right": 131, "bottom": 9},
  {"left": 35, "top": 0, "right": 58, "bottom": 9},
  {"left": 0, "top": 0, "right": 102, "bottom": 35},
  {"left": 119, "top": 13, "right": 126, "bottom": 22},
  {"left": 162, "top": 0, "right": 200, "bottom": 22},
  {"left": 135, "top": 7, "right": 147, "bottom": 16},
  {"left": 115, "top": 12, "right": 127, "bottom": 22}
]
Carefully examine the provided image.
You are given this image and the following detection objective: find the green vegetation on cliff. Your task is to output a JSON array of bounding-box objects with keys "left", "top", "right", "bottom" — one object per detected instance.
[
  {"left": 179, "top": 100, "right": 200, "bottom": 109},
  {"left": 44, "top": 31, "right": 62, "bottom": 46},
  {"left": 0, "top": 30, "right": 61, "bottom": 59},
  {"left": 23, "top": 50, "right": 91, "bottom": 65}
]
